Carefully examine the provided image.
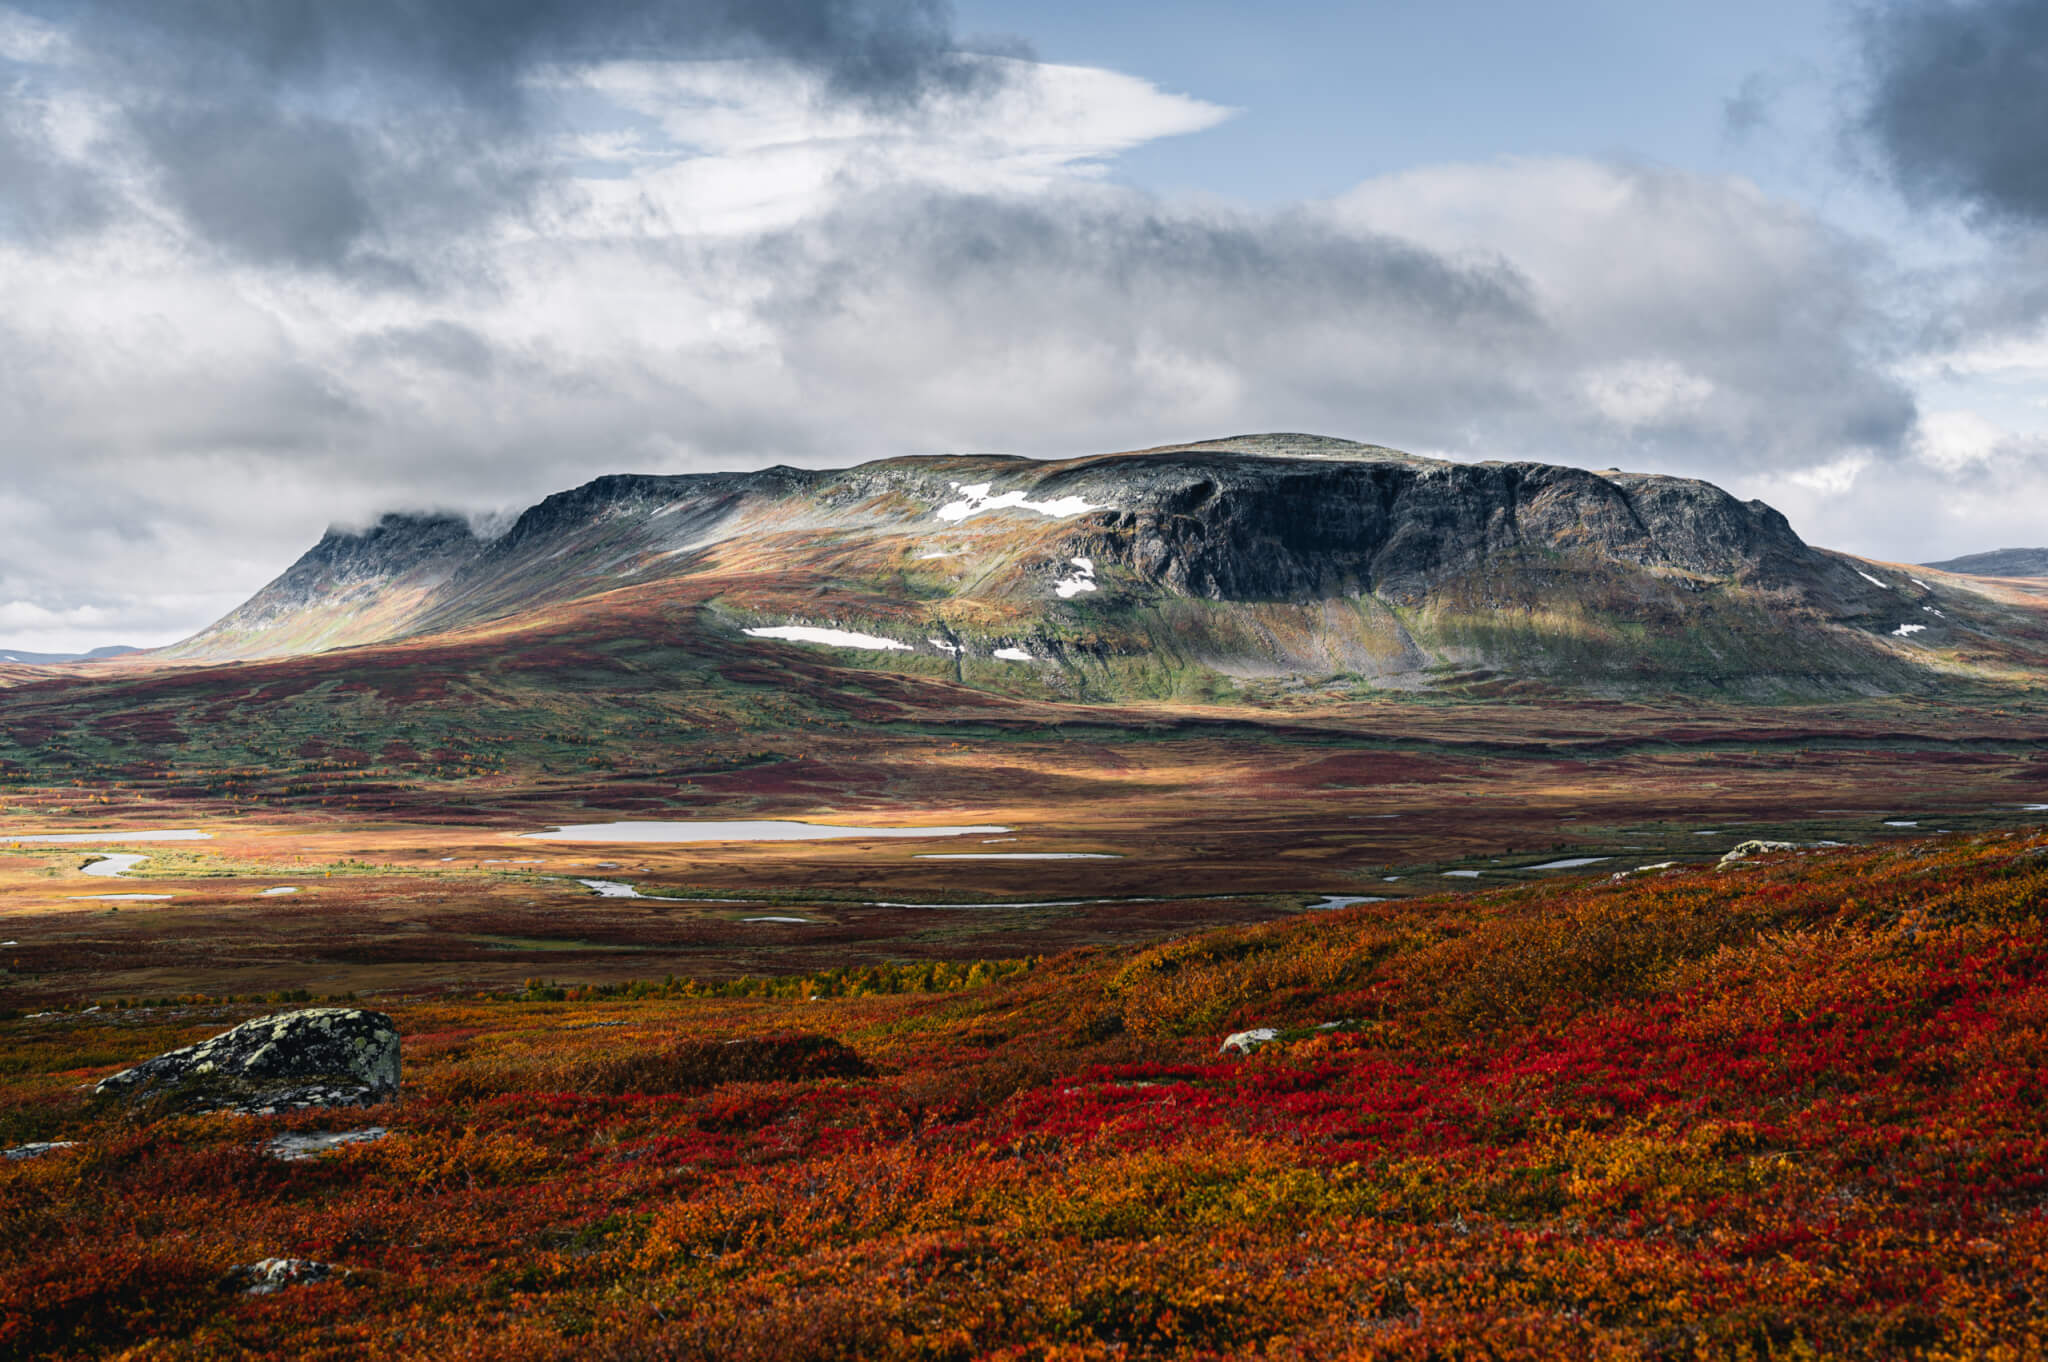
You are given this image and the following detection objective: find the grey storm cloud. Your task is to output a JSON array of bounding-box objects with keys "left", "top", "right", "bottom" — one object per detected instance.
[
  {"left": 10, "top": 0, "right": 1013, "bottom": 271},
  {"left": 1855, "top": 0, "right": 2048, "bottom": 224},
  {"left": 0, "top": 65, "right": 108, "bottom": 240},
  {"left": 745, "top": 183, "right": 1916, "bottom": 472},
  {"left": 58, "top": 0, "right": 1002, "bottom": 107},
  {"left": 833, "top": 195, "right": 1533, "bottom": 320},
  {"left": 0, "top": 123, "right": 105, "bottom": 239}
]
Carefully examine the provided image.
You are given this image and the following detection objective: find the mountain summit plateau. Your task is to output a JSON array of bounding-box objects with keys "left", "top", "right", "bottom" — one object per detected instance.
[{"left": 155, "top": 434, "right": 2042, "bottom": 699}]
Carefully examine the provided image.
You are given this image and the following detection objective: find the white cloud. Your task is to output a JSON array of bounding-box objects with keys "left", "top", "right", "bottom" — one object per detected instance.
[
  {"left": 0, "top": 7, "right": 70, "bottom": 65},
  {"left": 1734, "top": 432, "right": 2048, "bottom": 564},
  {"left": 1914, "top": 408, "right": 2009, "bottom": 471},
  {"left": 1582, "top": 359, "right": 1715, "bottom": 430},
  {"left": 549, "top": 57, "right": 1232, "bottom": 236},
  {"left": 0, "top": 596, "right": 213, "bottom": 654},
  {"left": 1785, "top": 452, "right": 1872, "bottom": 496},
  {"left": 1330, "top": 158, "right": 1908, "bottom": 467}
]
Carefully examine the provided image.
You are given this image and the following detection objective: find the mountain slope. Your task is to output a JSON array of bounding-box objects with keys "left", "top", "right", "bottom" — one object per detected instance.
[
  {"left": 1925, "top": 547, "right": 2048, "bottom": 579},
  {"left": 0, "top": 646, "right": 139, "bottom": 665},
  {"left": 151, "top": 434, "right": 2048, "bottom": 698},
  {"left": 154, "top": 513, "right": 482, "bottom": 660}
]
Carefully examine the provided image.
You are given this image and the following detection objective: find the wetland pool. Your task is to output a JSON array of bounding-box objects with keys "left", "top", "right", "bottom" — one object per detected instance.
[
  {"left": 913, "top": 852, "right": 1119, "bottom": 861},
  {"left": 526, "top": 820, "right": 1009, "bottom": 843},
  {"left": 3, "top": 829, "right": 209, "bottom": 843},
  {"left": 81, "top": 854, "right": 149, "bottom": 878}
]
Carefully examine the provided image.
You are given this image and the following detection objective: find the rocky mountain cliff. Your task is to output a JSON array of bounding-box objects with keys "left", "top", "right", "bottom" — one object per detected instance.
[{"left": 153, "top": 434, "right": 2033, "bottom": 697}]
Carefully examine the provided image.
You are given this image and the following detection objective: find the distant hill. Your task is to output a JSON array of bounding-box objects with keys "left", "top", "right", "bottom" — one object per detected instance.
[
  {"left": 1924, "top": 548, "right": 2048, "bottom": 579},
  {"left": 0, "top": 644, "right": 139, "bottom": 665},
  {"left": 146, "top": 433, "right": 2047, "bottom": 700}
]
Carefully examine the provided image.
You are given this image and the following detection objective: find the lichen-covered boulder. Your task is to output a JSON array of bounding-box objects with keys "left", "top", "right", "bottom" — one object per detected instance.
[
  {"left": 225, "top": 1258, "right": 350, "bottom": 1295},
  {"left": 1719, "top": 839, "right": 1802, "bottom": 867},
  {"left": 94, "top": 1008, "right": 399, "bottom": 1114},
  {"left": 1219, "top": 1027, "right": 1278, "bottom": 1056}
]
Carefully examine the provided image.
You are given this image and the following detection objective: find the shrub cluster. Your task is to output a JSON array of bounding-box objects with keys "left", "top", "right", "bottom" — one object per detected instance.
[{"left": 5, "top": 833, "right": 2048, "bottom": 1358}]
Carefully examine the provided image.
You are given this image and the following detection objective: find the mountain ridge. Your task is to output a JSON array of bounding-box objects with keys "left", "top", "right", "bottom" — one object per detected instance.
[
  {"left": 1925, "top": 547, "right": 2048, "bottom": 579},
  {"left": 0, "top": 645, "right": 141, "bottom": 666},
  {"left": 145, "top": 434, "right": 2045, "bottom": 699}
]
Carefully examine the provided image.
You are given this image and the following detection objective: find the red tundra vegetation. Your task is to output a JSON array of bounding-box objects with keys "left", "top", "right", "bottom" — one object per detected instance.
[{"left": 5, "top": 831, "right": 2048, "bottom": 1358}]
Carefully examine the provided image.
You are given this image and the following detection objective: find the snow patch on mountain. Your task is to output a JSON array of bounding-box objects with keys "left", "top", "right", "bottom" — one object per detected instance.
[{"left": 937, "top": 482, "right": 1107, "bottom": 523}]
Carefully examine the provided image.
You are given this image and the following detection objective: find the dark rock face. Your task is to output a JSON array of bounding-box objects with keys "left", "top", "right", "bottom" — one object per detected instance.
[
  {"left": 233, "top": 513, "right": 479, "bottom": 624},
  {"left": 94, "top": 1008, "right": 400, "bottom": 1115},
  {"left": 1025, "top": 452, "right": 1824, "bottom": 606}
]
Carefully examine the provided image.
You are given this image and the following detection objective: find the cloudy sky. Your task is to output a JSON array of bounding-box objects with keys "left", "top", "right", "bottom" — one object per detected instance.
[{"left": 3, "top": 0, "right": 2048, "bottom": 651}]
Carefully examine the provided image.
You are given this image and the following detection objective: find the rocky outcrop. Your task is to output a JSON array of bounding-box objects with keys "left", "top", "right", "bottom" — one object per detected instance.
[
  {"left": 1219, "top": 1028, "right": 1278, "bottom": 1056},
  {"left": 94, "top": 1008, "right": 400, "bottom": 1114},
  {"left": 1719, "top": 840, "right": 1804, "bottom": 867},
  {"left": 226, "top": 1259, "right": 351, "bottom": 1295}
]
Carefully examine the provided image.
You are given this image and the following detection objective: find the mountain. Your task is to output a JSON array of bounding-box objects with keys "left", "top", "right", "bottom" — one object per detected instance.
[
  {"left": 1924, "top": 547, "right": 2048, "bottom": 579},
  {"left": 0, "top": 645, "right": 140, "bottom": 665},
  {"left": 152, "top": 512, "right": 482, "bottom": 660},
  {"left": 154, "top": 434, "right": 2047, "bottom": 699}
]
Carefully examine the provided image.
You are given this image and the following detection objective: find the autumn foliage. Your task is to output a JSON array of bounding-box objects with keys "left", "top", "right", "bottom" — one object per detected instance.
[{"left": 7, "top": 833, "right": 2048, "bottom": 1358}]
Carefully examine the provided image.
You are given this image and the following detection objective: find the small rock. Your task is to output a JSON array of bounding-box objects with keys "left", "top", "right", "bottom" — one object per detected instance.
[
  {"left": 1219, "top": 1027, "right": 1278, "bottom": 1056},
  {"left": 3, "top": 1141, "right": 77, "bottom": 1161},
  {"left": 264, "top": 1126, "right": 389, "bottom": 1161},
  {"left": 225, "top": 1258, "right": 349, "bottom": 1296},
  {"left": 95, "top": 1007, "right": 400, "bottom": 1115}
]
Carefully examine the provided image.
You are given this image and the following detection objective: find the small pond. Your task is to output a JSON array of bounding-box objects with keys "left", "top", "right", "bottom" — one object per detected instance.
[
  {"left": 527, "top": 820, "right": 1009, "bottom": 843},
  {"left": 3, "top": 829, "right": 209, "bottom": 843},
  {"left": 912, "top": 852, "right": 1119, "bottom": 861}
]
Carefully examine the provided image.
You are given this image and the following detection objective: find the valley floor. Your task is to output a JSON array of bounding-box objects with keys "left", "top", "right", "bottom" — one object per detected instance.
[
  {"left": 6, "top": 831, "right": 2048, "bottom": 1358},
  {"left": 2, "top": 689, "right": 2046, "bottom": 1004}
]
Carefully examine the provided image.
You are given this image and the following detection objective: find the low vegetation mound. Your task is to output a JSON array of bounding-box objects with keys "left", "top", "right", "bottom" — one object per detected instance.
[
  {"left": 5, "top": 832, "right": 2048, "bottom": 1357},
  {"left": 570, "top": 1034, "right": 874, "bottom": 1096}
]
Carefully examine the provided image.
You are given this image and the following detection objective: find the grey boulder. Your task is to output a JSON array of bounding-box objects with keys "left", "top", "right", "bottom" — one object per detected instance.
[
  {"left": 94, "top": 1007, "right": 399, "bottom": 1114},
  {"left": 1219, "top": 1027, "right": 1279, "bottom": 1056},
  {"left": 226, "top": 1258, "right": 350, "bottom": 1295},
  {"left": 1718, "top": 839, "right": 1803, "bottom": 866}
]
